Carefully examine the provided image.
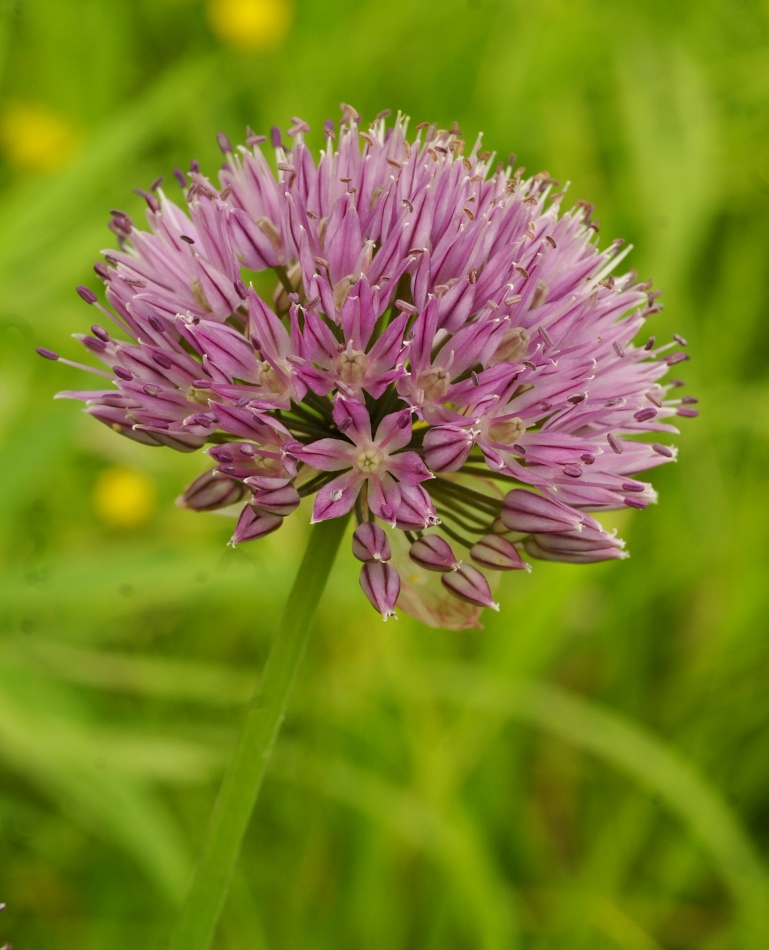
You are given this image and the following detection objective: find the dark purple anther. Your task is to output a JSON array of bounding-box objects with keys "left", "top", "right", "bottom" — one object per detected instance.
[
  {"left": 323, "top": 119, "right": 336, "bottom": 139},
  {"left": 607, "top": 433, "right": 623, "bottom": 454},
  {"left": 173, "top": 167, "right": 186, "bottom": 188},
  {"left": 470, "top": 535, "right": 527, "bottom": 571},
  {"left": 250, "top": 334, "right": 262, "bottom": 351},
  {"left": 230, "top": 505, "right": 283, "bottom": 545},
  {"left": 666, "top": 352, "right": 689, "bottom": 365},
  {"left": 562, "top": 464, "right": 583, "bottom": 478},
  {"left": 360, "top": 560, "right": 400, "bottom": 620},
  {"left": 677, "top": 406, "right": 699, "bottom": 417},
  {"left": 34, "top": 345, "right": 60, "bottom": 360},
  {"left": 634, "top": 407, "right": 657, "bottom": 422},
  {"left": 234, "top": 279, "right": 248, "bottom": 300},
  {"left": 150, "top": 176, "right": 164, "bottom": 191},
  {"left": 217, "top": 132, "right": 233, "bottom": 154},
  {"left": 83, "top": 337, "right": 107, "bottom": 353},
  {"left": 94, "top": 262, "right": 111, "bottom": 280},
  {"left": 681, "top": 396, "right": 699, "bottom": 404},
  {"left": 624, "top": 496, "right": 648, "bottom": 509},
  {"left": 190, "top": 159, "right": 200, "bottom": 173},
  {"left": 409, "top": 535, "right": 460, "bottom": 572},
  {"left": 644, "top": 336, "right": 655, "bottom": 350},
  {"left": 77, "top": 285, "right": 97, "bottom": 304},
  {"left": 673, "top": 333, "right": 687, "bottom": 346},
  {"left": 180, "top": 235, "right": 195, "bottom": 244},
  {"left": 148, "top": 316, "right": 165, "bottom": 333},
  {"left": 652, "top": 443, "right": 673, "bottom": 457},
  {"left": 152, "top": 351, "right": 174, "bottom": 369},
  {"left": 113, "top": 366, "right": 133, "bottom": 380},
  {"left": 613, "top": 341, "right": 625, "bottom": 358},
  {"left": 513, "top": 443, "right": 526, "bottom": 455},
  {"left": 441, "top": 563, "right": 499, "bottom": 610},
  {"left": 178, "top": 469, "right": 247, "bottom": 512},
  {"left": 567, "top": 392, "right": 586, "bottom": 404},
  {"left": 91, "top": 325, "right": 109, "bottom": 342},
  {"left": 270, "top": 126, "right": 283, "bottom": 149},
  {"left": 352, "top": 522, "right": 392, "bottom": 562},
  {"left": 622, "top": 481, "right": 645, "bottom": 492}
]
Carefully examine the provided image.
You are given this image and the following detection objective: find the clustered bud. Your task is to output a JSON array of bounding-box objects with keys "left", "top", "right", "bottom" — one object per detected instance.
[{"left": 43, "top": 106, "right": 695, "bottom": 626}]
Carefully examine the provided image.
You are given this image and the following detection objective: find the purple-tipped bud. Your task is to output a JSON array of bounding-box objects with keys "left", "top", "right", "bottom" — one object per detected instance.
[
  {"left": 177, "top": 469, "right": 248, "bottom": 511},
  {"left": 441, "top": 563, "right": 499, "bottom": 610},
  {"left": 77, "top": 285, "right": 97, "bottom": 304},
  {"left": 360, "top": 560, "right": 400, "bottom": 620},
  {"left": 352, "top": 522, "right": 391, "bottom": 562},
  {"left": 230, "top": 505, "right": 283, "bottom": 545},
  {"left": 423, "top": 426, "right": 475, "bottom": 472},
  {"left": 251, "top": 484, "right": 300, "bottom": 517},
  {"left": 500, "top": 489, "right": 583, "bottom": 534},
  {"left": 524, "top": 526, "right": 627, "bottom": 564},
  {"left": 470, "top": 534, "right": 528, "bottom": 571},
  {"left": 408, "top": 535, "right": 460, "bottom": 572}
]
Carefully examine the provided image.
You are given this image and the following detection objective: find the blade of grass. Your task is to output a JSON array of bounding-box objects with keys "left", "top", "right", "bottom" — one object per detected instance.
[{"left": 421, "top": 664, "right": 769, "bottom": 948}]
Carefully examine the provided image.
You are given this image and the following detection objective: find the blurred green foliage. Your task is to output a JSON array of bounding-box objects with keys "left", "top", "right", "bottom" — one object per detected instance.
[{"left": 1, "top": 0, "right": 769, "bottom": 947}]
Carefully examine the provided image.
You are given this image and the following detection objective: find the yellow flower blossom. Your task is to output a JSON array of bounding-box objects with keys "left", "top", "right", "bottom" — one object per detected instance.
[
  {"left": 93, "top": 467, "right": 157, "bottom": 528},
  {"left": 0, "top": 102, "right": 80, "bottom": 172},
  {"left": 206, "top": 0, "right": 292, "bottom": 51}
]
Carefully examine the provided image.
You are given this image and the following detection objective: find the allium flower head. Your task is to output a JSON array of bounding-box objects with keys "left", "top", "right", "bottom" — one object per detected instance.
[{"left": 42, "top": 105, "right": 697, "bottom": 627}]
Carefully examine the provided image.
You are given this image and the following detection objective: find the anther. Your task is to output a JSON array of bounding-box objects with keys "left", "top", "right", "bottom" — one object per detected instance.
[{"left": 77, "top": 285, "right": 97, "bottom": 304}]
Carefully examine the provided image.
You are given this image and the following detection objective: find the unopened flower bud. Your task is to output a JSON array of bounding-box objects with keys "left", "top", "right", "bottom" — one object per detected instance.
[
  {"left": 177, "top": 468, "right": 247, "bottom": 511},
  {"left": 524, "top": 526, "right": 627, "bottom": 564},
  {"left": 251, "top": 484, "right": 300, "bottom": 516},
  {"left": 352, "top": 522, "right": 391, "bottom": 562},
  {"left": 360, "top": 561, "right": 400, "bottom": 620},
  {"left": 441, "top": 563, "right": 499, "bottom": 610},
  {"left": 470, "top": 534, "right": 528, "bottom": 571},
  {"left": 500, "top": 489, "right": 583, "bottom": 534},
  {"left": 409, "top": 535, "right": 460, "bottom": 572},
  {"left": 423, "top": 426, "right": 475, "bottom": 472},
  {"left": 230, "top": 505, "right": 283, "bottom": 545}
]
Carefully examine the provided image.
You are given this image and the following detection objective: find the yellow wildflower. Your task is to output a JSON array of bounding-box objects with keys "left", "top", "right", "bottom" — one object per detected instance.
[
  {"left": 93, "top": 467, "right": 157, "bottom": 528},
  {"left": 206, "top": 0, "right": 292, "bottom": 51},
  {"left": 0, "top": 102, "right": 80, "bottom": 172}
]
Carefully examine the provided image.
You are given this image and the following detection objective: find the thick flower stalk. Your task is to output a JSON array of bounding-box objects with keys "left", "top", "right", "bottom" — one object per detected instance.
[{"left": 42, "top": 106, "right": 696, "bottom": 626}]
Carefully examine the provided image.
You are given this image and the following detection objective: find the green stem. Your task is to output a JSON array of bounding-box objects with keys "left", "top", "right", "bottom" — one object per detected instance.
[{"left": 169, "top": 515, "right": 351, "bottom": 950}]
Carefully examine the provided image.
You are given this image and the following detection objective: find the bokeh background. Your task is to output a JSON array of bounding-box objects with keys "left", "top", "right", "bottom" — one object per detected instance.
[{"left": 1, "top": 0, "right": 768, "bottom": 947}]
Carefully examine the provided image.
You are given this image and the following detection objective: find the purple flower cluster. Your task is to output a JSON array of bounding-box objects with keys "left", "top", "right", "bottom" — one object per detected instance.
[{"left": 42, "top": 106, "right": 696, "bottom": 626}]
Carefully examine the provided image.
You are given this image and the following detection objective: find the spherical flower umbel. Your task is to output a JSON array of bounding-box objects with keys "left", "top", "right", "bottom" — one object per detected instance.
[{"left": 41, "top": 105, "right": 697, "bottom": 627}]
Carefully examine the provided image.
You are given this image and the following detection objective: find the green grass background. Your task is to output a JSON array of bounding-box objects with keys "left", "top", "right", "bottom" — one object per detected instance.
[{"left": 1, "top": 0, "right": 768, "bottom": 946}]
